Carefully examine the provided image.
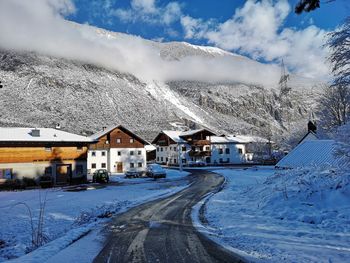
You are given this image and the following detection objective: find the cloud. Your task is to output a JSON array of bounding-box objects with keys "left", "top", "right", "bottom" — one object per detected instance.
[
  {"left": 0, "top": 0, "right": 281, "bottom": 87},
  {"left": 180, "top": 0, "right": 330, "bottom": 79},
  {"left": 112, "top": 0, "right": 182, "bottom": 26}
]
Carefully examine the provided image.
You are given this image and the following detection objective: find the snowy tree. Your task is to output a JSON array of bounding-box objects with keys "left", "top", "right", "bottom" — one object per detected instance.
[
  {"left": 318, "top": 17, "right": 350, "bottom": 131},
  {"left": 334, "top": 122, "right": 350, "bottom": 167}
]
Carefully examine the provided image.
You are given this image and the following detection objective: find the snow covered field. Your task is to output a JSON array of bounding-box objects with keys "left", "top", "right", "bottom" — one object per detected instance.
[
  {"left": 194, "top": 167, "right": 350, "bottom": 263},
  {"left": 0, "top": 169, "right": 189, "bottom": 262}
]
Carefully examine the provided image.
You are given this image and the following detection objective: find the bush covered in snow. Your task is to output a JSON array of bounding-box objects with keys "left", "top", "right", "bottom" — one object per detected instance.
[{"left": 258, "top": 167, "right": 350, "bottom": 227}]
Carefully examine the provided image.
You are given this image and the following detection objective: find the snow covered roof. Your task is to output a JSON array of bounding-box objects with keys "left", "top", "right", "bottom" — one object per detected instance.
[
  {"left": 276, "top": 140, "right": 340, "bottom": 169},
  {"left": 162, "top": 130, "right": 186, "bottom": 143},
  {"left": 0, "top": 128, "right": 92, "bottom": 143},
  {"left": 212, "top": 135, "right": 269, "bottom": 144},
  {"left": 145, "top": 144, "right": 156, "bottom": 152}
]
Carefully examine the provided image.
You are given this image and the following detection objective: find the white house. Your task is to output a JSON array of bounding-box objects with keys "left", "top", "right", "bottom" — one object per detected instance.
[
  {"left": 152, "top": 129, "right": 270, "bottom": 166},
  {"left": 88, "top": 125, "right": 148, "bottom": 174}
]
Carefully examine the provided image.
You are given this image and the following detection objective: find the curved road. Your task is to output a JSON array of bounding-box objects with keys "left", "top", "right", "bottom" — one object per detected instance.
[{"left": 93, "top": 170, "right": 245, "bottom": 263}]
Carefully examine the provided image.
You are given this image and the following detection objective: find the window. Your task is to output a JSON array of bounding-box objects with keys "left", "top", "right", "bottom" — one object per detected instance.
[
  {"left": 44, "top": 167, "right": 52, "bottom": 176},
  {"left": 218, "top": 149, "right": 223, "bottom": 154},
  {"left": 118, "top": 151, "right": 121, "bottom": 156},
  {"left": 138, "top": 162, "right": 142, "bottom": 168},
  {"left": 45, "top": 147, "right": 52, "bottom": 152},
  {"left": 238, "top": 148, "right": 243, "bottom": 154},
  {"left": 101, "top": 163, "right": 106, "bottom": 168},
  {"left": 219, "top": 158, "right": 223, "bottom": 163},
  {"left": 205, "top": 146, "right": 210, "bottom": 151},
  {"left": 157, "top": 157, "right": 159, "bottom": 161},
  {"left": 91, "top": 151, "right": 96, "bottom": 157},
  {"left": 76, "top": 165, "right": 83, "bottom": 175},
  {"left": 102, "top": 151, "right": 106, "bottom": 156},
  {"left": 157, "top": 147, "right": 159, "bottom": 152},
  {"left": 161, "top": 157, "right": 163, "bottom": 162},
  {"left": 182, "top": 146, "right": 186, "bottom": 151},
  {"left": 77, "top": 146, "right": 83, "bottom": 151},
  {"left": 174, "top": 159, "right": 177, "bottom": 163},
  {"left": 91, "top": 163, "right": 96, "bottom": 169},
  {"left": 138, "top": 150, "right": 142, "bottom": 155},
  {"left": 226, "top": 158, "right": 230, "bottom": 163},
  {"left": 130, "top": 151, "right": 134, "bottom": 156},
  {"left": 225, "top": 148, "right": 230, "bottom": 154},
  {"left": 166, "top": 157, "right": 168, "bottom": 162},
  {"left": 130, "top": 138, "right": 134, "bottom": 143},
  {"left": 116, "top": 138, "right": 121, "bottom": 144},
  {"left": 130, "top": 163, "right": 135, "bottom": 168},
  {"left": 160, "top": 147, "right": 163, "bottom": 152}
]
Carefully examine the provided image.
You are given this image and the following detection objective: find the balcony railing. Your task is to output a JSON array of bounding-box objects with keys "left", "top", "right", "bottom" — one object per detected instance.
[{"left": 188, "top": 150, "right": 211, "bottom": 157}]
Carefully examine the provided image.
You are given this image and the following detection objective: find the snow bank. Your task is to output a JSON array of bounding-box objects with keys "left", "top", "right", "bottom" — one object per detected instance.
[
  {"left": 0, "top": 169, "right": 189, "bottom": 262},
  {"left": 195, "top": 167, "right": 350, "bottom": 263}
]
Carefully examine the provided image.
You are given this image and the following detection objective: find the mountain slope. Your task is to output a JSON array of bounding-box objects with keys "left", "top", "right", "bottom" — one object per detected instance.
[{"left": 0, "top": 27, "right": 323, "bottom": 143}]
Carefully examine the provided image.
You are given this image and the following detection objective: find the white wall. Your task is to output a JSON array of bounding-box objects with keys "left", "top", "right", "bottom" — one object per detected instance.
[
  {"left": 211, "top": 143, "right": 247, "bottom": 164},
  {"left": 87, "top": 149, "right": 108, "bottom": 173},
  {"left": 109, "top": 148, "right": 147, "bottom": 173}
]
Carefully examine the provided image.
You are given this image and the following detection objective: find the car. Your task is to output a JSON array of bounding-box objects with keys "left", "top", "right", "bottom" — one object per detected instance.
[
  {"left": 188, "top": 160, "right": 206, "bottom": 167},
  {"left": 146, "top": 164, "right": 166, "bottom": 179},
  {"left": 125, "top": 169, "right": 143, "bottom": 178},
  {"left": 92, "top": 169, "right": 110, "bottom": 183}
]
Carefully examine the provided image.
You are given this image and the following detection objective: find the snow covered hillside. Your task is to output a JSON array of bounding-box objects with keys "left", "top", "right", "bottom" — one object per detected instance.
[
  {"left": 194, "top": 167, "right": 350, "bottom": 263},
  {"left": 0, "top": 170, "right": 189, "bottom": 262},
  {"left": 0, "top": 22, "right": 323, "bottom": 142}
]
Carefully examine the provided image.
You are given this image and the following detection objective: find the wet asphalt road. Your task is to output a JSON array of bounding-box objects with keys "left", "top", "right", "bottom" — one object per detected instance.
[{"left": 93, "top": 170, "right": 245, "bottom": 263}]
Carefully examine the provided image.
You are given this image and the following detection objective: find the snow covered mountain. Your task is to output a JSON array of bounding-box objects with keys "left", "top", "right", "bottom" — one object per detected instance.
[{"left": 0, "top": 24, "right": 323, "bottom": 143}]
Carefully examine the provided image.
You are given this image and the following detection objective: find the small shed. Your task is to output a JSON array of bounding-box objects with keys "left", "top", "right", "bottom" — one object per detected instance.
[{"left": 276, "top": 140, "right": 340, "bottom": 169}]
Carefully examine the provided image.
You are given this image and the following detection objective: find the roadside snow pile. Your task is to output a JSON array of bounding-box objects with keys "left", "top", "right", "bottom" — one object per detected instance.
[
  {"left": 260, "top": 167, "right": 350, "bottom": 228},
  {"left": 0, "top": 169, "right": 189, "bottom": 262},
  {"left": 198, "top": 167, "right": 350, "bottom": 263}
]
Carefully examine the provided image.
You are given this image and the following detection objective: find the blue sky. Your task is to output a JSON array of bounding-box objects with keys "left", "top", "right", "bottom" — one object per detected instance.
[{"left": 70, "top": 0, "right": 349, "bottom": 44}]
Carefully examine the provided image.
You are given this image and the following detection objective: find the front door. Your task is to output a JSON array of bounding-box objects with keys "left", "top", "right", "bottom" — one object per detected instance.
[
  {"left": 116, "top": 162, "right": 123, "bottom": 173},
  {"left": 56, "top": 164, "right": 71, "bottom": 184}
]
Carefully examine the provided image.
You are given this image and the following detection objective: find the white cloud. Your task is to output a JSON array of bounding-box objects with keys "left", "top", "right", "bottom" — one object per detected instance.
[
  {"left": 112, "top": 0, "right": 182, "bottom": 26},
  {"left": 0, "top": 0, "right": 282, "bottom": 87},
  {"left": 180, "top": 0, "right": 330, "bottom": 79}
]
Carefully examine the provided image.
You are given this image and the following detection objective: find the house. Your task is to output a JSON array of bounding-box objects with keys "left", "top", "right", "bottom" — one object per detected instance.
[
  {"left": 211, "top": 135, "right": 271, "bottom": 164},
  {"left": 0, "top": 127, "right": 92, "bottom": 184},
  {"left": 88, "top": 125, "right": 148, "bottom": 174},
  {"left": 275, "top": 140, "right": 340, "bottom": 169},
  {"left": 152, "top": 129, "right": 270, "bottom": 166},
  {"left": 152, "top": 129, "right": 215, "bottom": 166}
]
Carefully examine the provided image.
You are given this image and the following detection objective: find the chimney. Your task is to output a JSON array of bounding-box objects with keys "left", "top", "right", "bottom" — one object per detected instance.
[
  {"left": 308, "top": 121, "right": 317, "bottom": 133},
  {"left": 102, "top": 126, "right": 107, "bottom": 131},
  {"left": 55, "top": 123, "right": 61, "bottom": 130},
  {"left": 31, "top": 128, "right": 40, "bottom": 137}
]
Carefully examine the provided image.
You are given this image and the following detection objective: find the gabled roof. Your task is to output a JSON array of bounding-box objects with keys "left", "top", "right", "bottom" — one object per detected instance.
[
  {"left": 276, "top": 140, "right": 340, "bottom": 169},
  {"left": 213, "top": 135, "right": 269, "bottom": 144},
  {"left": 0, "top": 128, "right": 92, "bottom": 143},
  {"left": 179, "top": 128, "right": 216, "bottom": 137},
  {"left": 90, "top": 125, "right": 148, "bottom": 145},
  {"left": 297, "top": 130, "right": 318, "bottom": 145},
  {"left": 162, "top": 130, "right": 186, "bottom": 143}
]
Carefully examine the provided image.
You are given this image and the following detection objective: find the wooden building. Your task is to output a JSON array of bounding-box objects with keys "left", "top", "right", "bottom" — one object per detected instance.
[
  {"left": 0, "top": 128, "right": 93, "bottom": 185},
  {"left": 88, "top": 125, "right": 148, "bottom": 174}
]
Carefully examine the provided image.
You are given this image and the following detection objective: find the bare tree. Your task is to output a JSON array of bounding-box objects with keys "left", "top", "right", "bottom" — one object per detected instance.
[{"left": 318, "top": 17, "right": 350, "bottom": 131}]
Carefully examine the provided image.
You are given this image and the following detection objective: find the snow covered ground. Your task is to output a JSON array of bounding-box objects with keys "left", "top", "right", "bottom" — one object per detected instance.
[
  {"left": 0, "top": 169, "right": 189, "bottom": 262},
  {"left": 193, "top": 167, "right": 350, "bottom": 263}
]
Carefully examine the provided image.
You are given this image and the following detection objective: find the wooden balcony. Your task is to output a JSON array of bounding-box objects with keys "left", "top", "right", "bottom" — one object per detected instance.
[
  {"left": 190, "top": 140, "right": 211, "bottom": 146},
  {"left": 188, "top": 150, "right": 211, "bottom": 157}
]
